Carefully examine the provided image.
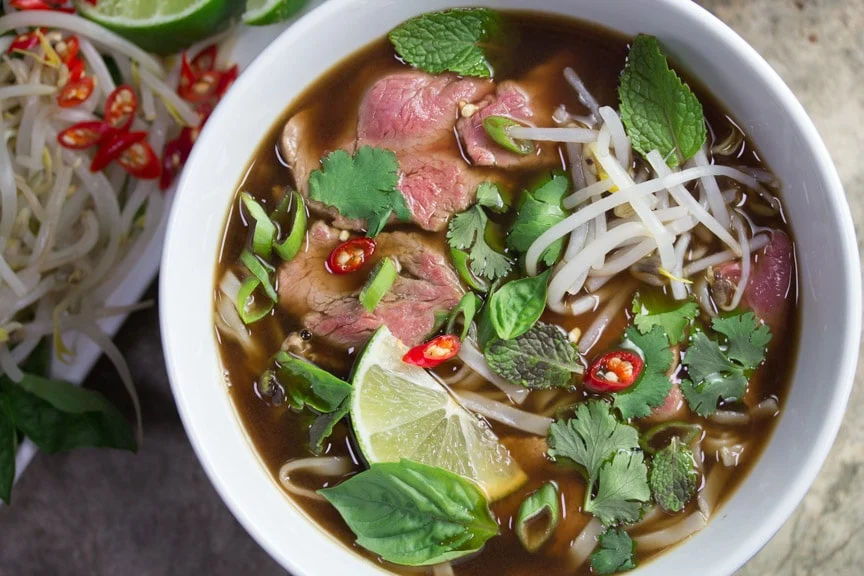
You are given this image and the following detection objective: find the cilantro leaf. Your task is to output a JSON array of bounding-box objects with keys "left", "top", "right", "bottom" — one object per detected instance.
[
  {"left": 591, "top": 529, "right": 636, "bottom": 574},
  {"left": 648, "top": 436, "right": 698, "bottom": 513},
  {"left": 547, "top": 401, "right": 639, "bottom": 485},
  {"left": 388, "top": 8, "right": 501, "bottom": 78},
  {"left": 682, "top": 332, "right": 737, "bottom": 383},
  {"left": 585, "top": 451, "right": 650, "bottom": 525},
  {"left": 447, "top": 206, "right": 512, "bottom": 281},
  {"left": 308, "top": 146, "right": 410, "bottom": 236},
  {"left": 680, "top": 372, "right": 749, "bottom": 417},
  {"left": 485, "top": 322, "right": 582, "bottom": 389},
  {"left": 619, "top": 35, "right": 706, "bottom": 167},
  {"left": 476, "top": 182, "right": 507, "bottom": 213},
  {"left": 632, "top": 294, "right": 698, "bottom": 345},
  {"left": 612, "top": 326, "right": 673, "bottom": 420},
  {"left": 711, "top": 311, "right": 772, "bottom": 370},
  {"left": 507, "top": 172, "right": 570, "bottom": 266}
]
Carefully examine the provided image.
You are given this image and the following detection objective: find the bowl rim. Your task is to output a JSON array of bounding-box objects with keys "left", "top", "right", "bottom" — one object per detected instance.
[{"left": 160, "top": 0, "right": 861, "bottom": 575}]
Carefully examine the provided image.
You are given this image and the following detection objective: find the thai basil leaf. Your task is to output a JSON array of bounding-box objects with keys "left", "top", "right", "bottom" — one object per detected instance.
[
  {"left": 309, "top": 399, "right": 350, "bottom": 455},
  {"left": 319, "top": 459, "right": 498, "bottom": 566},
  {"left": 273, "top": 352, "right": 351, "bottom": 413},
  {"left": 489, "top": 270, "right": 550, "bottom": 340},
  {"left": 515, "top": 481, "right": 560, "bottom": 552}
]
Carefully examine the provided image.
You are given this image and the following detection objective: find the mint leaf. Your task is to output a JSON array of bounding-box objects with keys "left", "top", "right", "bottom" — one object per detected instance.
[
  {"left": 591, "top": 529, "right": 636, "bottom": 574},
  {"left": 489, "top": 270, "right": 550, "bottom": 340},
  {"left": 585, "top": 451, "right": 650, "bottom": 525},
  {"left": 649, "top": 437, "right": 698, "bottom": 513},
  {"left": 612, "top": 326, "right": 674, "bottom": 420},
  {"left": 308, "top": 146, "right": 410, "bottom": 236},
  {"left": 619, "top": 35, "right": 706, "bottom": 166},
  {"left": 711, "top": 311, "right": 772, "bottom": 370},
  {"left": 485, "top": 322, "right": 583, "bottom": 389},
  {"left": 0, "top": 395, "right": 15, "bottom": 504},
  {"left": 547, "top": 400, "right": 640, "bottom": 484},
  {"left": 447, "top": 206, "right": 512, "bottom": 282},
  {"left": 632, "top": 294, "right": 698, "bottom": 345},
  {"left": 389, "top": 9, "right": 501, "bottom": 78},
  {"left": 507, "top": 172, "right": 570, "bottom": 266},
  {"left": 319, "top": 459, "right": 498, "bottom": 566},
  {"left": 515, "top": 481, "right": 560, "bottom": 552}
]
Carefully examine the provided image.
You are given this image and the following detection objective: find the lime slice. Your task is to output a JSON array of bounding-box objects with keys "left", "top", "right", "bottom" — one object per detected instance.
[
  {"left": 75, "top": 0, "right": 241, "bottom": 55},
  {"left": 351, "top": 327, "right": 527, "bottom": 501},
  {"left": 243, "top": 0, "right": 308, "bottom": 26}
]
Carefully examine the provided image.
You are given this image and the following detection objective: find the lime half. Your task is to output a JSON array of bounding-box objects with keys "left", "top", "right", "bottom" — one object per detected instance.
[
  {"left": 351, "top": 327, "right": 527, "bottom": 501},
  {"left": 76, "top": 0, "right": 240, "bottom": 55},
  {"left": 243, "top": 0, "right": 308, "bottom": 26}
]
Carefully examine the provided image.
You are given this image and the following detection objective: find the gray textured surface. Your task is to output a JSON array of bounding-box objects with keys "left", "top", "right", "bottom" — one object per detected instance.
[{"left": 1, "top": 1, "right": 862, "bottom": 574}]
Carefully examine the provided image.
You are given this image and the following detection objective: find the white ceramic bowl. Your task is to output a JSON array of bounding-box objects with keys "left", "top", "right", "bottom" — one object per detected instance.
[{"left": 160, "top": 1, "right": 861, "bottom": 574}]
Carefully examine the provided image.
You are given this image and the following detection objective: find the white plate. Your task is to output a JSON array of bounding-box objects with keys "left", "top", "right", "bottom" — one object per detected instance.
[{"left": 12, "top": 5, "right": 324, "bottom": 489}]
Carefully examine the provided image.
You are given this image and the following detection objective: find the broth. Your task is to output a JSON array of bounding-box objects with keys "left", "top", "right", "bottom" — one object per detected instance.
[{"left": 215, "top": 11, "right": 798, "bottom": 576}]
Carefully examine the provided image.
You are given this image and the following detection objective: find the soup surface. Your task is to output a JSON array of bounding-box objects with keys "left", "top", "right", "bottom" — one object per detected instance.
[{"left": 215, "top": 9, "right": 798, "bottom": 576}]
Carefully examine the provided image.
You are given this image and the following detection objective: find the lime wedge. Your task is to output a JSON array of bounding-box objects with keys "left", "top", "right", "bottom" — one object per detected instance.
[
  {"left": 75, "top": 0, "right": 241, "bottom": 55},
  {"left": 243, "top": 0, "right": 308, "bottom": 26},
  {"left": 351, "top": 326, "right": 527, "bottom": 501}
]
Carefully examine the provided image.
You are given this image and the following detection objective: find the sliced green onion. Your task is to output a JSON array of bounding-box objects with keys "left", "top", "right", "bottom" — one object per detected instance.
[
  {"left": 273, "top": 191, "right": 307, "bottom": 261},
  {"left": 359, "top": 257, "right": 398, "bottom": 312},
  {"left": 446, "top": 292, "right": 481, "bottom": 341},
  {"left": 450, "top": 248, "right": 488, "bottom": 292},
  {"left": 236, "top": 277, "right": 274, "bottom": 324},
  {"left": 240, "top": 250, "right": 278, "bottom": 302},
  {"left": 482, "top": 115, "right": 535, "bottom": 155},
  {"left": 429, "top": 310, "right": 450, "bottom": 337},
  {"left": 515, "top": 481, "right": 560, "bottom": 553},
  {"left": 241, "top": 192, "right": 276, "bottom": 258}
]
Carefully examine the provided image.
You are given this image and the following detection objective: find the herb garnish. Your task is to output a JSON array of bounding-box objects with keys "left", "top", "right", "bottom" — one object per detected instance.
[
  {"left": 591, "top": 529, "right": 636, "bottom": 574},
  {"left": 389, "top": 8, "right": 501, "bottom": 78},
  {"left": 476, "top": 181, "right": 508, "bottom": 213},
  {"left": 485, "top": 322, "right": 582, "bottom": 389},
  {"left": 619, "top": 35, "right": 706, "bottom": 167},
  {"left": 632, "top": 293, "right": 698, "bottom": 346},
  {"left": 319, "top": 459, "right": 499, "bottom": 566},
  {"left": 680, "top": 312, "right": 771, "bottom": 416},
  {"left": 515, "top": 481, "right": 560, "bottom": 552},
  {"left": 447, "top": 205, "right": 513, "bottom": 282},
  {"left": 308, "top": 146, "right": 411, "bottom": 237},
  {"left": 612, "top": 326, "right": 674, "bottom": 420},
  {"left": 489, "top": 270, "right": 550, "bottom": 340},
  {"left": 648, "top": 436, "right": 698, "bottom": 513},
  {"left": 547, "top": 400, "right": 649, "bottom": 525},
  {"left": 507, "top": 172, "right": 570, "bottom": 266}
]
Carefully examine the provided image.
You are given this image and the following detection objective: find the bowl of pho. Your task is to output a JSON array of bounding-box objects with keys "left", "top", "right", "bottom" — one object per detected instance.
[{"left": 160, "top": 1, "right": 861, "bottom": 575}]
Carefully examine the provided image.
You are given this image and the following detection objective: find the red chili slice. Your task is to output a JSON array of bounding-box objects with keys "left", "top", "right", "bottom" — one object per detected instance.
[
  {"left": 159, "top": 134, "right": 193, "bottom": 191},
  {"left": 584, "top": 350, "right": 645, "bottom": 393},
  {"left": 403, "top": 335, "right": 461, "bottom": 369},
  {"left": 179, "top": 70, "right": 221, "bottom": 102},
  {"left": 57, "top": 121, "right": 109, "bottom": 150},
  {"left": 104, "top": 85, "right": 138, "bottom": 131},
  {"left": 7, "top": 29, "right": 42, "bottom": 54},
  {"left": 57, "top": 77, "right": 94, "bottom": 108},
  {"left": 216, "top": 64, "right": 238, "bottom": 98},
  {"left": 326, "top": 238, "right": 376, "bottom": 274},
  {"left": 66, "top": 57, "right": 85, "bottom": 82},
  {"left": 9, "top": 0, "right": 75, "bottom": 11},
  {"left": 56, "top": 35, "right": 79, "bottom": 64},
  {"left": 190, "top": 45, "right": 218, "bottom": 74},
  {"left": 118, "top": 140, "right": 160, "bottom": 179},
  {"left": 179, "top": 52, "right": 196, "bottom": 95},
  {"left": 90, "top": 130, "right": 146, "bottom": 172}
]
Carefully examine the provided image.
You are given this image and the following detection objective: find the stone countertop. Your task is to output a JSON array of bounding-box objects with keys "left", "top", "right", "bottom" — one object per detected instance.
[{"left": 1, "top": 1, "right": 861, "bottom": 574}]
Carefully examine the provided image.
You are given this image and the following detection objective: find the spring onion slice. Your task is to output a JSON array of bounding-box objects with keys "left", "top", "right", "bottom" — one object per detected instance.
[
  {"left": 450, "top": 248, "right": 488, "bottom": 292},
  {"left": 482, "top": 115, "right": 534, "bottom": 155},
  {"left": 240, "top": 192, "right": 276, "bottom": 259},
  {"left": 236, "top": 277, "right": 274, "bottom": 324},
  {"left": 359, "top": 257, "right": 398, "bottom": 312},
  {"left": 515, "top": 481, "right": 560, "bottom": 553},
  {"left": 240, "top": 250, "right": 277, "bottom": 302},
  {"left": 446, "top": 293, "right": 481, "bottom": 341},
  {"left": 274, "top": 191, "right": 307, "bottom": 261}
]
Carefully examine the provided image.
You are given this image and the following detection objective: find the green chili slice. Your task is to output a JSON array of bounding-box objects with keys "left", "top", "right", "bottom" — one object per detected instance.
[
  {"left": 240, "top": 192, "right": 276, "bottom": 259},
  {"left": 446, "top": 292, "right": 481, "bottom": 341},
  {"left": 273, "top": 191, "right": 307, "bottom": 262},
  {"left": 482, "top": 115, "right": 534, "bottom": 155},
  {"left": 450, "top": 248, "right": 489, "bottom": 292},
  {"left": 359, "top": 257, "right": 398, "bottom": 312}
]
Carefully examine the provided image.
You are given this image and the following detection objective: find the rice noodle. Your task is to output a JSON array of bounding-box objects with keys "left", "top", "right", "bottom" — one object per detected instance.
[
  {"left": 508, "top": 125, "right": 598, "bottom": 143},
  {"left": 278, "top": 456, "right": 354, "bottom": 501},
  {"left": 708, "top": 410, "right": 750, "bottom": 426},
  {"left": 455, "top": 390, "right": 552, "bottom": 436},
  {"left": 753, "top": 397, "right": 780, "bottom": 419},
  {"left": 577, "top": 281, "right": 634, "bottom": 354},
  {"left": 569, "top": 517, "right": 603, "bottom": 568},
  {"left": 432, "top": 564, "right": 455, "bottom": 576},
  {"left": 718, "top": 444, "right": 746, "bottom": 467},
  {"left": 458, "top": 340, "right": 530, "bottom": 404},
  {"left": 636, "top": 511, "right": 708, "bottom": 552},
  {"left": 563, "top": 67, "right": 600, "bottom": 121}
]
